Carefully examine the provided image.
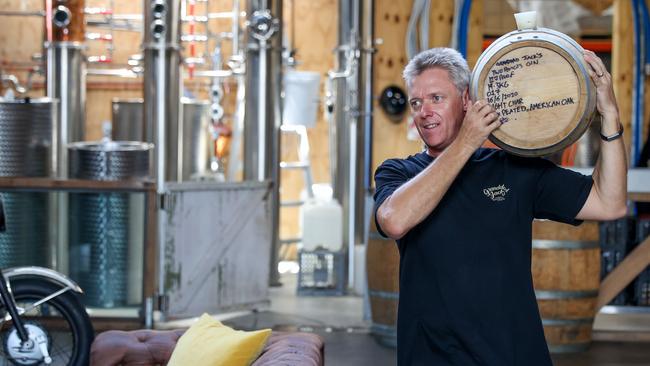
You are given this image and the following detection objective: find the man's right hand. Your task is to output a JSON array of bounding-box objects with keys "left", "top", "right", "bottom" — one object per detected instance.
[{"left": 455, "top": 99, "right": 501, "bottom": 152}]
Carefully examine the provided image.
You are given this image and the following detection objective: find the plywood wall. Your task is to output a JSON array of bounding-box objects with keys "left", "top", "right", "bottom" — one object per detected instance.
[
  {"left": 279, "top": 0, "right": 337, "bottom": 255},
  {"left": 372, "top": 0, "right": 483, "bottom": 176}
]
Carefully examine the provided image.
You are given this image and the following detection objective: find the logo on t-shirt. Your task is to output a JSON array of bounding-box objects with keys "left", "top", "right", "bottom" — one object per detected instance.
[{"left": 483, "top": 184, "right": 510, "bottom": 201}]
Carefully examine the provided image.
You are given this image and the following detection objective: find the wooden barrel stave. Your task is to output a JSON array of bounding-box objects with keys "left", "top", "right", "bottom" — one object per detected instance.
[
  {"left": 367, "top": 225, "right": 399, "bottom": 348},
  {"left": 532, "top": 220, "right": 600, "bottom": 353}
]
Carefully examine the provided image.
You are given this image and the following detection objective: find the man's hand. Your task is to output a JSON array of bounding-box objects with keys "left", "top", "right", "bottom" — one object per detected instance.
[
  {"left": 455, "top": 99, "right": 501, "bottom": 152},
  {"left": 583, "top": 50, "right": 618, "bottom": 121}
]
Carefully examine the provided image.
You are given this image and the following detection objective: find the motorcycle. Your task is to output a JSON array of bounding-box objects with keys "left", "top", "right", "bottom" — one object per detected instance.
[{"left": 0, "top": 197, "right": 94, "bottom": 365}]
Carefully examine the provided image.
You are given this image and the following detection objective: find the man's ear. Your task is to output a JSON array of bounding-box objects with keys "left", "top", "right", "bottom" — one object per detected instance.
[{"left": 462, "top": 88, "right": 470, "bottom": 111}]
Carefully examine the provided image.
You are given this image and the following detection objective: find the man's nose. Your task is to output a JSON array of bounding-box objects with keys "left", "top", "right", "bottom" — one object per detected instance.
[{"left": 420, "top": 99, "right": 435, "bottom": 116}]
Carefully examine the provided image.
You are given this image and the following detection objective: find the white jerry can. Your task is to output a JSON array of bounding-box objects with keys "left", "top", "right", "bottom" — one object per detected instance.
[{"left": 301, "top": 195, "right": 343, "bottom": 252}]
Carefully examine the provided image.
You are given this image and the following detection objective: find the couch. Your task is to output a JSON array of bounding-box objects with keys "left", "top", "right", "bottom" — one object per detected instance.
[{"left": 90, "top": 329, "right": 324, "bottom": 365}]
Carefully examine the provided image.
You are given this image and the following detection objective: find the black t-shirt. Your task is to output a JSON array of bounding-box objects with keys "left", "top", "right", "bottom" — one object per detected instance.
[{"left": 374, "top": 148, "right": 593, "bottom": 366}]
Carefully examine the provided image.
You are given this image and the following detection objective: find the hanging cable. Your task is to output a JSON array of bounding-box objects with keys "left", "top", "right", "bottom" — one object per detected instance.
[
  {"left": 405, "top": 0, "right": 428, "bottom": 60},
  {"left": 419, "top": 0, "right": 431, "bottom": 52},
  {"left": 449, "top": 0, "right": 463, "bottom": 50}
]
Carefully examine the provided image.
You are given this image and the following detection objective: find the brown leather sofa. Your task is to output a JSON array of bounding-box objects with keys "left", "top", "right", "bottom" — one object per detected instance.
[{"left": 90, "top": 329, "right": 324, "bottom": 365}]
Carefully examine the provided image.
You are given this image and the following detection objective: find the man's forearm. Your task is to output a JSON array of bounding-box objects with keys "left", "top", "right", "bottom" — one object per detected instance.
[
  {"left": 377, "top": 141, "right": 475, "bottom": 239},
  {"left": 591, "top": 112, "right": 628, "bottom": 216}
]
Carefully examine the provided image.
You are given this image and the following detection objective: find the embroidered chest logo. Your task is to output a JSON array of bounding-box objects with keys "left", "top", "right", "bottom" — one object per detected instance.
[{"left": 483, "top": 184, "right": 510, "bottom": 201}]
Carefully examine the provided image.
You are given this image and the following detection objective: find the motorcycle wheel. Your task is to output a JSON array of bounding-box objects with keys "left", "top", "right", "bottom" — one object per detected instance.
[{"left": 0, "top": 279, "right": 94, "bottom": 366}]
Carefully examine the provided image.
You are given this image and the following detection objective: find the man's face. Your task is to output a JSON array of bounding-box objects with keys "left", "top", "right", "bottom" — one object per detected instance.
[{"left": 408, "top": 67, "right": 468, "bottom": 156}]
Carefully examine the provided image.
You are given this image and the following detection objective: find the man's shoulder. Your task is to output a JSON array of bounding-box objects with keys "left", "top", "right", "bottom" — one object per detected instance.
[
  {"left": 472, "top": 148, "right": 554, "bottom": 168},
  {"left": 379, "top": 151, "right": 429, "bottom": 169}
]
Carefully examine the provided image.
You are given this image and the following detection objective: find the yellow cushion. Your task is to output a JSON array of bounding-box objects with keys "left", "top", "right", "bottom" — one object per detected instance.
[{"left": 168, "top": 313, "right": 271, "bottom": 366}]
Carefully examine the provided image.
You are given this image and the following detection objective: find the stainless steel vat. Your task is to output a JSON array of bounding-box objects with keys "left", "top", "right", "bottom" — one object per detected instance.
[
  {"left": 0, "top": 98, "right": 55, "bottom": 268},
  {"left": 68, "top": 141, "right": 151, "bottom": 308},
  {"left": 111, "top": 99, "right": 145, "bottom": 142}
]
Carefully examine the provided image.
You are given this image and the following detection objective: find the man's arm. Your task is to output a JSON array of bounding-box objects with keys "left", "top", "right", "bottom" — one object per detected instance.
[
  {"left": 377, "top": 100, "right": 499, "bottom": 239},
  {"left": 576, "top": 50, "right": 627, "bottom": 221}
]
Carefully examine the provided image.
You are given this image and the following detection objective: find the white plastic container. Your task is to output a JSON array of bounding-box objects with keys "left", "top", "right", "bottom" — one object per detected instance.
[
  {"left": 283, "top": 71, "right": 321, "bottom": 128},
  {"left": 301, "top": 186, "right": 343, "bottom": 252},
  {"left": 353, "top": 244, "right": 367, "bottom": 296}
]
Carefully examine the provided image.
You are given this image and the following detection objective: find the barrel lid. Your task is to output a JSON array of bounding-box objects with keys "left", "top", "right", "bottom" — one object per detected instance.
[{"left": 470, "top": 27, "right": 597, "bottom": 157}]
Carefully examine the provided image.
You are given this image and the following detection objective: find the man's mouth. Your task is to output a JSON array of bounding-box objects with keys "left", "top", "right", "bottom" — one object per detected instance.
[{"left": 422, "top": 122, "right": 440, "bottom": 129}]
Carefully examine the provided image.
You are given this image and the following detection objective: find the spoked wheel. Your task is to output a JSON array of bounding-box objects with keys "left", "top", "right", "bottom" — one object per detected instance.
[{"left": 0, "top": 279, "right": 94, "bottom": 366}]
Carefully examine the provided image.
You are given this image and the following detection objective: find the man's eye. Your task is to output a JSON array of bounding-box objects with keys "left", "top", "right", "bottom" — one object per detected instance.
[
  {"left": 433, "top": 95, "right": 442, "bottom": 102},
  {"left": 410, "top": 100, "right": 422, "bottom": 109}
]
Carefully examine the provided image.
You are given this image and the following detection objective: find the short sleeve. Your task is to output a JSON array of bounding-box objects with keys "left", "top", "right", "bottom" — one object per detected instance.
[
  {"left": 373, "top": 159, "right": 411, "bottom": 237},
  {"left": 533, "top": 159, "right": 594, "bottom": 225}
]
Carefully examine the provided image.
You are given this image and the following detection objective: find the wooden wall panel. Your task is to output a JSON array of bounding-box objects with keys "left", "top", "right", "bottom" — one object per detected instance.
[
  {"left": 612, "top": 0, "right": 633, "bottom": 152},
  {"left": 0, "top": 0, "right": 43, "bottom": 66},
  {"left": 372, "top": 0, "right": 427, "bottom": 177},
  {"left": 372, "top": 0, "right": 483, "bottom": 177},
  {"left": 467, "top": 0, "right": 484, "bottom": 69},
  {"left": 279, "top": 0, "right": 337, "bottom": 255}
]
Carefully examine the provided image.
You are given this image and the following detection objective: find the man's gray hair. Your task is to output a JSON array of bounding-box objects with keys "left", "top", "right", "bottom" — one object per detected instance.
[{"left": 402, "top": 47, "right": 470, "bottom": 94}]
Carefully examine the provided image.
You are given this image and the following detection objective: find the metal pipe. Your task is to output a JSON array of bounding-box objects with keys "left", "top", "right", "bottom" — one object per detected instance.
[
  {"left": 0, "top": 74, "right": 30, "bottom": 94},
  {"left": 244, "top": 0, "right": 282, "bottom": 286},
  {"left": 45, "top": 42, "right": 86, "bottom": 177},
  {"left": 86, "top": 68, "right": 140, "bottom": 77},
  {"left": 0, "top": 11, "right": 45, "bottom": 17},
  {"left": 330, "top": 0, "right": 374, "bottom": 289},
  {"left": 359, "top": 0, "right": 374, "bottom": 255},
  {"left": 231, "top": 2, "right": 240, "bottom": 57}
]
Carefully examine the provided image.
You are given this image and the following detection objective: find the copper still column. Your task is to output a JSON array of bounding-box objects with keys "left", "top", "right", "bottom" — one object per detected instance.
[
  {"left": 45, "top": 0, "right": 87, "bottom": 273},
  {"left": 46, "top": 0, "right": 86, "bottom": 176}
]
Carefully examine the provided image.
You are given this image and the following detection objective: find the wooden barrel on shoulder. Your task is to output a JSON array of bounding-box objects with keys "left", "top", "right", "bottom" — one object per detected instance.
[
  {"left": 470, "top": 27, "right": 597, "bottom": 157},
  {"left": 532, "top": 220, "right": 600, "bottom": 353},
  {"left": 367, "top": 219, "right": 399, "bottom": 348}
]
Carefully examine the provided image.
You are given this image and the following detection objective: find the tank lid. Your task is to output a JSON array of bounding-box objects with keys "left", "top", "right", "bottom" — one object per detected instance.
[{"left": 68, "top": 140, "right": 153, "bottom": 152}]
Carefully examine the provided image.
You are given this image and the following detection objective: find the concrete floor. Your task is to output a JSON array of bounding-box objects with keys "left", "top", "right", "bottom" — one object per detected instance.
[{"left": 220, "top": 273, "right": 650, "bottom": 366}]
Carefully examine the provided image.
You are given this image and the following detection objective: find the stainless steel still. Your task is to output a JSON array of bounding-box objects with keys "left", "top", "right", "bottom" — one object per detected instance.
[
  {"left": 0, "top": 99, "right": 56, "bottom": 268},
  {"left": 68, "top": 141, "right": 152, "bottom": 308},
  {"left": 113, "top": 98, "right": 212, "bottom": 180},
  {"left": 244, "top": 0, "right": 283, "bottom": 286},
  {"left": 142, "top": 0, "right": 182, "bottom": 187},
  {"left": 331, "top": 0, "right": 374, "bottom": 288}
]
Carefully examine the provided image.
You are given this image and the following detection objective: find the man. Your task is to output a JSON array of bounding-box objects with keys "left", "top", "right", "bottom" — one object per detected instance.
[{"left": 374, "top": 47, "right": 627, "bottom": 365}]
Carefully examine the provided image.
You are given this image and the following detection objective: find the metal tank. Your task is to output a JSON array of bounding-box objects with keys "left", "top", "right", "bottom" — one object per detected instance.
[
  {"left": 0, "top": 99, "right": 56, "bottom": 268},
  {"left": 113, "top": 98, "right": 211, "bottom": 180},
  {"left": 548, "top": 118, "right": 601, "bottom": 167},
  {"left": 112, "top": 99, "right": 145, "bottom": 141},
  {"left": 67, "top": 141, "right": 151, "bottom": 308},
  {"left": 178, "top": 98, "right": 211, "bottom": 181}
]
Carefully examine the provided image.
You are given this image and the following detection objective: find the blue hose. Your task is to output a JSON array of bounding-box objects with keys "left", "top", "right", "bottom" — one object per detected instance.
[
  {"left": 638, "top": 0, "right": 650, "bottom": 165},
  {"left": 632, "top": 0, "right": 642, "bottom": 166},
  {"left": 457, "top": 0, "right": 472, "bottom": 58}
]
